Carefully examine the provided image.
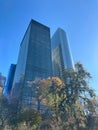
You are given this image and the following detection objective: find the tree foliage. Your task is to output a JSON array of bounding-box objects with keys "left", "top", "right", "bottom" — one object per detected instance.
[
  {"left": 37, "top": 62, "right": 96, "bottom": 130},
  {"left": 58, "top": 62, "right": 96, "bottom": 129},
  {"left": 0, "top": 94, "right": 42, "bottom": 130},
  {"left": 0, "top": 62, "right": 97, "bottom": 130}
]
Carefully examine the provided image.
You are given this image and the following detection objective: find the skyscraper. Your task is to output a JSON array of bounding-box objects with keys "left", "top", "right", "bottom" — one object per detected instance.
[
  {"left": 51, "top": 28, "right": 74, "bottom": 80},
  {"left": 12, "top": 20, "right": 52, "bottom": 107},
  {"left": 3, "top": 64, "right": 16, "bottom": 95}
]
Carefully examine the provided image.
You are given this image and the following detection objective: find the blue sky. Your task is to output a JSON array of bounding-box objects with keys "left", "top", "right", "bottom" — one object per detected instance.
[{"left": 0, "top": 0, "right": 98, "bottom": 94}]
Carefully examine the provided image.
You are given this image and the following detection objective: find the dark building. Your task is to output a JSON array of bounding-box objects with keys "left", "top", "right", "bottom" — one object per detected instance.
[
  {"left": 51, "top": 28, "right": 74, "bottom": 80},
  {"left": 3, "top": 64, "right": 16, "bottom": 95},
  {"left": 12, "top": 20, "right": 52, "bottom": 108}
]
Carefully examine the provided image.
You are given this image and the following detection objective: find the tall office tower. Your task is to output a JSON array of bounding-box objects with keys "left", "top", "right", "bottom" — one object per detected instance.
[
  {"left": 12, "top": 20, "right": 52, "bottom": 108},
  {"left": 51, "top": 28, "right": 74, "bottom": 80},
  {"left": 3, "top": 64, "right": 16, "bottom": 95}
]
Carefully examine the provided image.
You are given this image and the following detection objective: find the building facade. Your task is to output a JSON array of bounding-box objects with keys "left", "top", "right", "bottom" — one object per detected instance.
[
  {"left": 12, "top": 20, "right": 52, "bottom": 108},
  {"left": 51, "top": 28, "right": 74, "bottom": 80},
  {"left": 3, "top": 64, "right": 16, "bottom": 95}
]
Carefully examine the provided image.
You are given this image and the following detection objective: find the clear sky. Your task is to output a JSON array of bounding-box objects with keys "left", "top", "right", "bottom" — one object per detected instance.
[{"left": 0, "top": 0, "right": 98, "bottom": 94}]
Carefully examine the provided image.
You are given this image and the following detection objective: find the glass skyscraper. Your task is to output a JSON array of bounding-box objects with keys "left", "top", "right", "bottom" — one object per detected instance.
[
  {"left": 12, "top": 20, "right": 52, "bottom": 107},
  {"left": 3, "top": 64, "right": 16, "bottom": 95},
  {"left": 51, "top": 28, "right": 74, "bottom": 80}
]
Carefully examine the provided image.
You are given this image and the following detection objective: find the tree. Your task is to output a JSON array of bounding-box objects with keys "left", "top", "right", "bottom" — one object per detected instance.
[
  {"left": 28, "top": 77, "right": 65, "bottom": 129},
  {"left": 0, "top": 94, "right": 20, "bottom": 130},
  {"left": 1, "top": 62, "right": 95, "bottom": 130},
  {"left": 18, "top": 109, "right": 42, "bottom": 130},
  {"left": 58, "top": 62, "right": 96, "bottom": 130},
  {"left": 85, "top": 97, "right": 98, "bottom": 130},
  {"left": 0, "top": 92, "right": 42, "bottom": 130},
  {"left": 0, "top": 95, "right": 8, "bottom": 130},
  {"left": 38, "top": 62, "right": 96, "bottom": 130},
  {"left": 6, "top": 98, "right": 21, "bottom": 129}
]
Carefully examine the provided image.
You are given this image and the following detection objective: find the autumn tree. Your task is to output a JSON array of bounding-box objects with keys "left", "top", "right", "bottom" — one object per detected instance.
[
  {"left": 58, "top": 62, "right": 96, "bottom": 130},
  {"left": 27, "top": 77, "right": 65, "bottom": 129},
  {"left": 37, "top": 62, "right": 96, "bottom": 130},
  {"left": 1, "top": 62, "right": 95, "bottom": 130}
]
